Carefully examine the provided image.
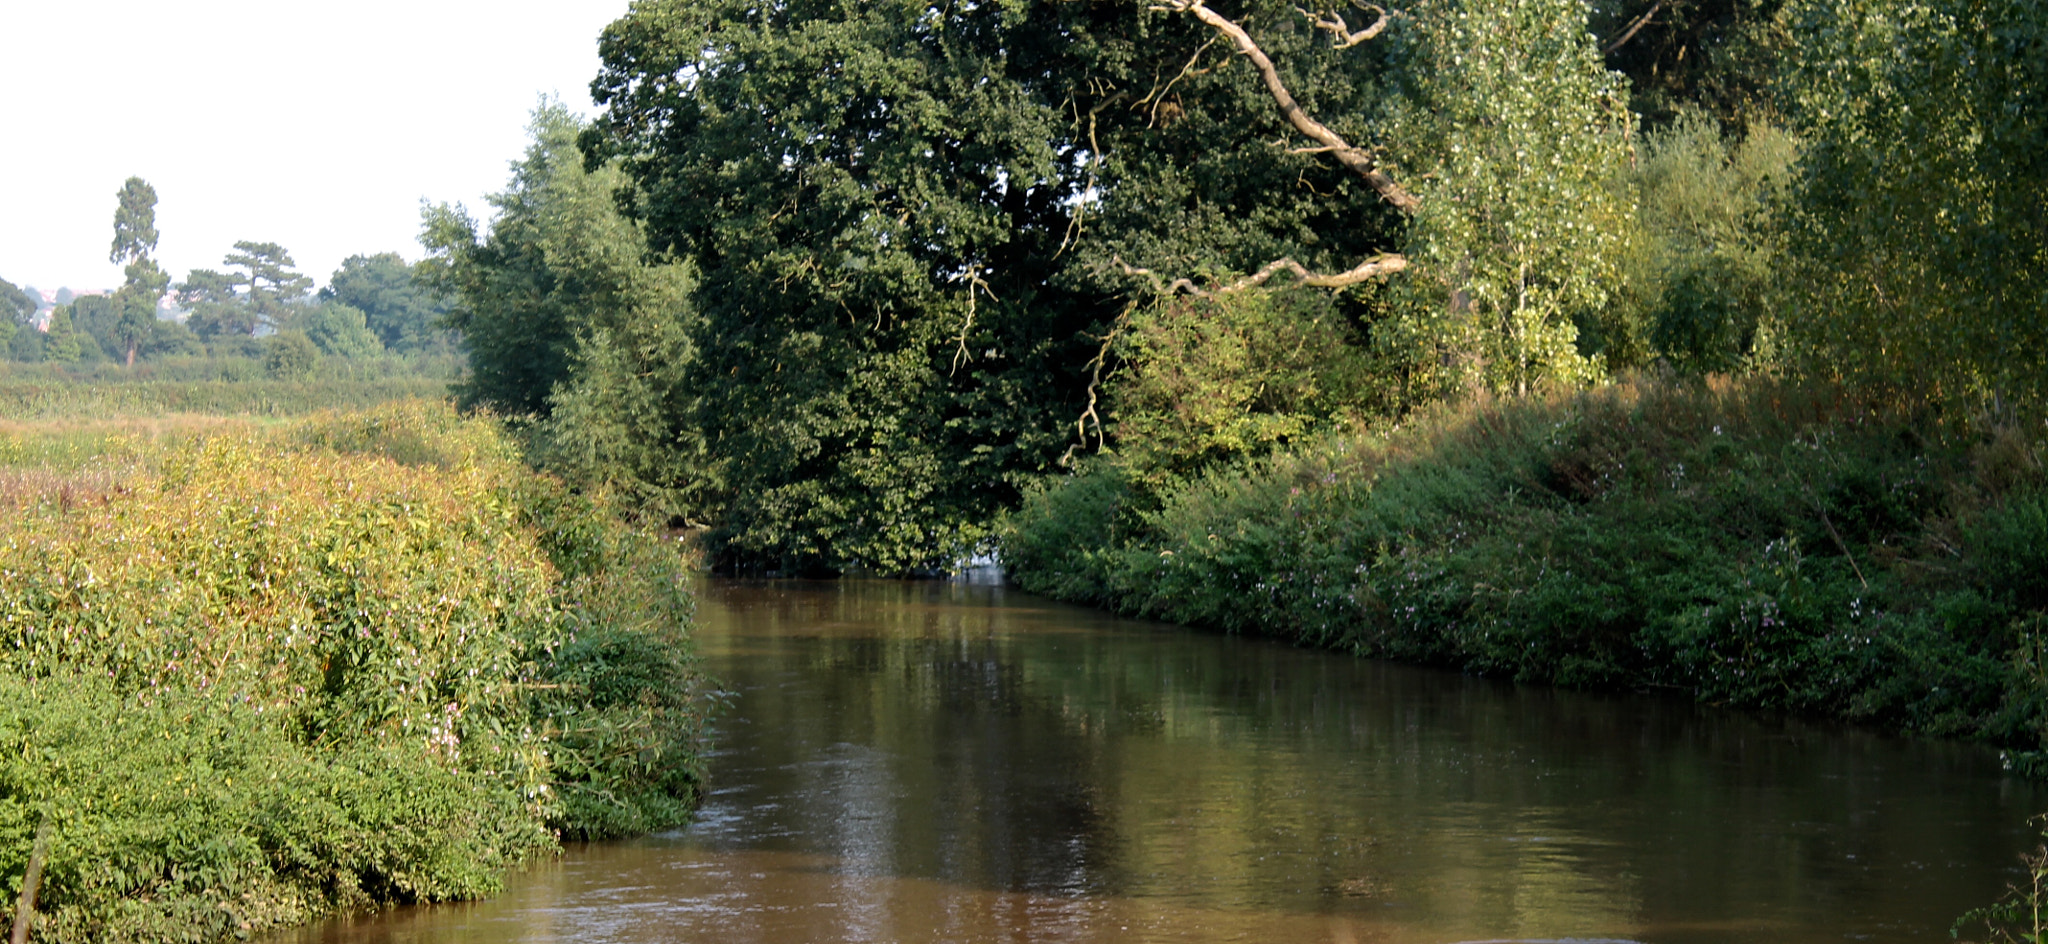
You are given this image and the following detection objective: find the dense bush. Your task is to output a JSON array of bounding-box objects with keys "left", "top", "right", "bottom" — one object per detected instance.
[
  {"left": 0, "top": 401, "right": 704, "bottom": 942},
  {"left": 1006, "top": 379, "right": 2048, "bottom": 752}
]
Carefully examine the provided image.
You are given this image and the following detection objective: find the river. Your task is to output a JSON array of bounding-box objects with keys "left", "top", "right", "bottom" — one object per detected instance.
[{"left": 275, "top": 577, "right": 2045, "bottom": 943}]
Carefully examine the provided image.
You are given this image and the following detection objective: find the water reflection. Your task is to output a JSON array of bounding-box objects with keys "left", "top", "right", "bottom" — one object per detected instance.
[{"left": 276, "top": 578, "right": 2045, "bottom": 943}]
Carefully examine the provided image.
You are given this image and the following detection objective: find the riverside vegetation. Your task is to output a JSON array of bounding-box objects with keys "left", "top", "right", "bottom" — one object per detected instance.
[
  {"left": 0, "top": 401, "right": 704, "bottom": 943},
  {"left": 2, "top": 0, "right": 2039, "bottom": 934}
]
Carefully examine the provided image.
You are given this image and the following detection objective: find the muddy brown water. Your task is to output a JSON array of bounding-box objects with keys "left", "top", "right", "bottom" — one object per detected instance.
[{"left": 275, "top": 577, "right": 2045, "bottom": 943}]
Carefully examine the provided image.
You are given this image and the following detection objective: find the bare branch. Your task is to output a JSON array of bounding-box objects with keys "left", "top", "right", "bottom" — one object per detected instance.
[
  {"left": 1297, "top": 2, "right": 1391, "bottom": 49},
  {"left": 1152, "top": 0, "right": 1420, "bottom": 212},
  {"left": 1113, "top": 252, "right": 1407, "bottom": 298},
  {"left": 1600, "top": 0, "right": 1665, "bottom": 56},
  {"left": 1056, "top": 90, "right": 1127, "bottom": 258},
  {"left": 1141, "top": 35, "right": 1220, "bottom": 127},
  {"left": 1060, "top": 305, "right": 1132, "bottom": 467},
  {"left": 948, "top": 265, "right": 996, "bottom": 375}
]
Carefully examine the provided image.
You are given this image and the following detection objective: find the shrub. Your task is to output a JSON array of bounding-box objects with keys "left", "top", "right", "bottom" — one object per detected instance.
[
  {"left": 0, "top": 401, "right": 704, "bottom": 942},
  {"left": 1006, "top": 378, "right": 2048, "bottom": 752}
]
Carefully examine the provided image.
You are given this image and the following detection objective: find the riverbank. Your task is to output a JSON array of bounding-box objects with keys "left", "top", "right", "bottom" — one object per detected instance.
[
  {"left": 1003, "top": 378, "right": 2048, "bottom": 763},
  {"left": 0, "top": 401, "right": 705, "bottom": 943}
]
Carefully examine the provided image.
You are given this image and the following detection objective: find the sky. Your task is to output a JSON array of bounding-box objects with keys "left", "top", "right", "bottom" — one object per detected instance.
[{"left": 0, "top": 0, "right": 634, "bottom": 297}]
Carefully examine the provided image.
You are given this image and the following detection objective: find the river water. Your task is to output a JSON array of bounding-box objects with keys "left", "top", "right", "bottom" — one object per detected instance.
[{"left": 279, "top": 577, "right": 2045, "bottom": 943}]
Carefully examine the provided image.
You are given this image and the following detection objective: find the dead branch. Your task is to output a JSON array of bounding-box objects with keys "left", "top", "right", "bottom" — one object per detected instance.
[
  {"left": 948, "top": 265, "right": 995, "bottom": 375},
  {"left": 1113, "top": 252, "right": 1407, "bottom": 297},
  {"left": 1152, "top": 0, "right": 1420, "bottom": 212},
  {"left": 1141, "top": 35, "right": 1220, "bottom": 127},
  {"left": 1057, "top": 90, "right": 1128, "bottom": 258},
  {"left": 1060, "top": 306, "right": 1132, "bottom": 466},
  {"left": 1297, "top": 2, "right": 1391, "bottom": 49},
  {"left": 1600, "top": 0, "right": 1665, "bottom": 56}
]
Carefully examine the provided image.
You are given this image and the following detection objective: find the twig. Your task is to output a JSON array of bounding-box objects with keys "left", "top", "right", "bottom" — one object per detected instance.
[
  {"left": 1297, "top": 2, "right": 1392, "bottom": 49},
  {"left": 1600, "top": 0, "right": 1665, "bottom": 56}
]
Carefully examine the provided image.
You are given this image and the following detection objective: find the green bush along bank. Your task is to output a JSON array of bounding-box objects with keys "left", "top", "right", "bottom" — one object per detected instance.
[
  {"left": 0, "top": 401, "right": 705, "bottom": 943},
  {"left": 1005, "top": 379, "right": 2048, "bottom": 757}
]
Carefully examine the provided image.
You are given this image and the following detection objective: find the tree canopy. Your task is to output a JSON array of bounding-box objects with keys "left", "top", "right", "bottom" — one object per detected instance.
[
  {"left": 422, "top": 0, "right": 2046, "bottom": 572},
  {"left": 320, "top": 253, "right": 453, "bottom": 354}
]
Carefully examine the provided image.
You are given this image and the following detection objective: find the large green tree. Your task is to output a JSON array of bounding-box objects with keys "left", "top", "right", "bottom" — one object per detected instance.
[
  {"left": 320, "top": 253, "right": 454, "bottom": 354},
  {"left": 585, "top": 0, "right": 1433, "bottom": 571},
  {"left": 224, "top": 241, "right": 313, "bottom": 327},
  {"left": 422, "top": 104, "right": 707, "bottom": 520},
  {"left": 108, "top": 177, "right": 170, "bottom": 366},
  {"left": 176, "top": 268, "right": 254, "bottom": 338},
  {"left": 176, "top": 242, "right": 314, "bottom": 341},
  {"left": 563, "top": 0, "right": 1641, "bottom": 569}
]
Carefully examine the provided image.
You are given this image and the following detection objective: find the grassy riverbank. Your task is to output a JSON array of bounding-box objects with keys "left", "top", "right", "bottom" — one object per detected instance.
[
  {"left": 1005, "top": 378, "right": 2048, "bottom": 761},
  {"left": 0, "top": 401, "right": 704, "bottom": 943}
]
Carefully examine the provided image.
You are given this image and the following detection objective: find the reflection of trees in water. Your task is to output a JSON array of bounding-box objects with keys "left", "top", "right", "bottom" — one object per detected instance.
[{"left": 695, "top": 580, "right": 2041, "bottom": 937}]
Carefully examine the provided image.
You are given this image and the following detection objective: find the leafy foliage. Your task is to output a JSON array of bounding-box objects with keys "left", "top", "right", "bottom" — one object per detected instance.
[
  {"left": 0, "top": 402, "right": 706, "bottom": 942},
  {"left": 1108, "top": 291, "right": 1382, "bottom": 483},
  {"left": 1008, "top": 378, "right": 2048, "bottom": 748},
  {"left": 1624, "top": 112, "right": 1798, "bottom": 374},
  {"left": 319, "top": 253, "right": 454, "bottom": 355},
  {"left": 1779, "top": 0, "right": 2048, "bottom": 409},
  {"left": 292, "top": 302, "right": 384, "bottom": 359},
  {"left": 1378, "top": 0, "right": 1638, "bottom": 397}
]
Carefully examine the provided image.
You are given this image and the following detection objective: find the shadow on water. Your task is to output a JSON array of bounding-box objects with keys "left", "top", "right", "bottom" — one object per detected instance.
[{"left": 273, "top": 577, "right": 2046, "bottom": 943}]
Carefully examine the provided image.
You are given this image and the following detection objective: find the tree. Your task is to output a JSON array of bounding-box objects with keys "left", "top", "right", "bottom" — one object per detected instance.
[
  {"left": 262, "top": 330, "right": 319, "bottom": 379},
  {"left": 422, "top": 103, "right": 706, "bottom": 521},
  {"left": 175, "top": 242, "right": 313, "bottom": 342},
  {"left": 320, "top": 253, "right": 453, "bottom": 353},
  {"left": 1137, "top": 0, "right": 1635, "bottom": 398},
  {"left": 1780, "top": 0, "right": 2047, "bottom": 408},
  {"left": 42, "top": 306, "right": 82, "bottom": 364},
  {"left": 177, "top": 268, "right": 257, "bottom": 339},
  {"left": 581, "top": 0, "right": 1639, "bottom": 568},
  {"left": 66, "top": 294, "right": 123, "bottom": 362},
  {"left": 223, "top": 241, "right": 313, "bottom": 328},
  {"left": 109, "top": 177, "right": 170, "bottom": 366},
  {"left": 292, "top": 301, "right": 383, "bottom": 358},
  {"left": 585, "top": 0, "right": 1301, "bottom": 570},
  {"left": 0, "top": 277, "right": 32, "bottom": 352}
]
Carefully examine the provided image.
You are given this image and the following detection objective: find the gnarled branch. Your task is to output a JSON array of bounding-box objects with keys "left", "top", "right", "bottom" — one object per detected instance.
[
  {"left": 1298, "top": 2, "right": 1391, "bottom": 49},
  {"left": 1151, "top": 0, "right": 1420, "bottom": 212},
  {"left": 1114, "top": 252, "right": 1408, "bottom": 298}
]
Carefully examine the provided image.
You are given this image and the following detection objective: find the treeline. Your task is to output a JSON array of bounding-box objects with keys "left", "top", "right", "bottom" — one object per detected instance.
[
  {"left": 424, "top": 0, "right": 2042, "bottom": 577},
  {"left": 0, "top": 178, "right": 456, "bottom": 377}
]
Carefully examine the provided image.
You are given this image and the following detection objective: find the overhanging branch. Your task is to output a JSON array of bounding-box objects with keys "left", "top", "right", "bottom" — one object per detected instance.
[
  {"left": 1114, "top": 252, "right": 1408, "bottom": 297},
  {"left": 1152, "top": 0, "right": 1420, "bottom": 213}
]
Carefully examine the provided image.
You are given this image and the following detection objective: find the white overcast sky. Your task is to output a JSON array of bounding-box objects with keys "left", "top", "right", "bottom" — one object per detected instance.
[{"left": 1, "top": 0, "right": 634, "bottom": 295}]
